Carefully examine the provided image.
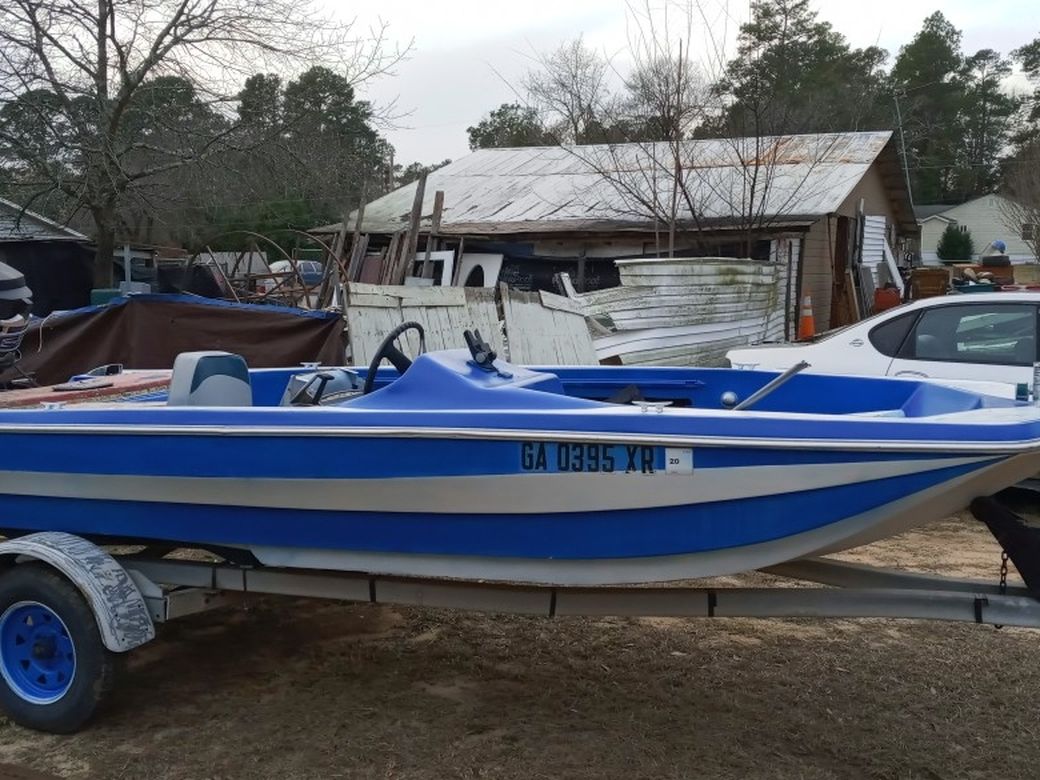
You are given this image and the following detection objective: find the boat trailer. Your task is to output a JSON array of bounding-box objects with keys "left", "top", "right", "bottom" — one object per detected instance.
[{"left": 4, "top": 487, "right": 1040, "bottom": 734}]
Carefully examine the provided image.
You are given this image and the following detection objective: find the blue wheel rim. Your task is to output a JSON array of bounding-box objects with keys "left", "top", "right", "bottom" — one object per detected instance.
[{"left": 0, "top": 601, "right": 77, "bottom": 705}]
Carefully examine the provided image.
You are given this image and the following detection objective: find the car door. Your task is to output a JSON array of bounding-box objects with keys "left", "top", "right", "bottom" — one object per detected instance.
[{"left": 885, "top": 301, "right": 1038, "bottom": 386}]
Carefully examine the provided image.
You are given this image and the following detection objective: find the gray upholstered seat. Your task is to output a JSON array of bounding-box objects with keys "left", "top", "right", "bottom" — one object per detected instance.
[{"left": 167, "top": 351, "right": 252, "bottom": 406}]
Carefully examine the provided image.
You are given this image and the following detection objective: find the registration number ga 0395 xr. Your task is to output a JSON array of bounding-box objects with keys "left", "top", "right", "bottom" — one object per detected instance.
[{"left": 519, "top": 442, "right": 693, "bottom": 475}]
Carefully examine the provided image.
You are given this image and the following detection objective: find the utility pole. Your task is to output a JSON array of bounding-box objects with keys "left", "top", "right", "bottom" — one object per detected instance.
[{"left": 893, "top": 92, "right": 914, "bottom": 209}]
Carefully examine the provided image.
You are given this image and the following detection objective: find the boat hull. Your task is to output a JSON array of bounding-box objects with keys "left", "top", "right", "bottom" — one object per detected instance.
[
  {"left": 0, "top": 425, "right": 1034, "bottom": 584},
  {"left": 4, "top": 351, "right": 1040, "bottom": 585}
]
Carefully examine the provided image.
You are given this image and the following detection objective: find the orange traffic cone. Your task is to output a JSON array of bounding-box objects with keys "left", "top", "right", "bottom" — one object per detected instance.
[{"left": 797, "top": 294, "right": 815, "bottom": 341}]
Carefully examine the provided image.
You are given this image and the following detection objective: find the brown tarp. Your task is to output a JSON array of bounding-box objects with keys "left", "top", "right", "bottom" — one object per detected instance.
[{"left": 5, "top": 294, "right": 345, "bottom": 385}]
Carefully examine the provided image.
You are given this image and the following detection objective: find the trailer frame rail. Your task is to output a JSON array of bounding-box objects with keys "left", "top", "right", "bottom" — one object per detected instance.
[{"left": 120, "top": 555, "right": 1040, "bottom": 629}]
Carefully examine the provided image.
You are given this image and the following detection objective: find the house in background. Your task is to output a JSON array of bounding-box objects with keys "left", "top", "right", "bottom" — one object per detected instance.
[
  {"left": 915, "top": 194, "right": 1038, "bottom": 264},
  {"left": 0, "top": 197, "right": 94, "bottom": 314},
  {"left": 317, "top": 130, "right": 916, "bottom": 331}
]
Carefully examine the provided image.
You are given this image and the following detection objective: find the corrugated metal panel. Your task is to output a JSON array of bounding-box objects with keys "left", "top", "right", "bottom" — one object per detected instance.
[
  {"left": 566, "top": 257, "right": 785, "bottom": 366},
  {"left": 0, "top": 198, "right": 87, "bottom": 242},
  {"left": 861, "top": 216, "right": 887, "bottom": 284},
  {"left": 348, "top": 131, "right": 894, "bottom": 235}
]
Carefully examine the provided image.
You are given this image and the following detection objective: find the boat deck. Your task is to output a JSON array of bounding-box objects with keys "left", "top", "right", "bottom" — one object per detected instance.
[{"left": 0, "top": 371, "right": 171, "bottom": 408}]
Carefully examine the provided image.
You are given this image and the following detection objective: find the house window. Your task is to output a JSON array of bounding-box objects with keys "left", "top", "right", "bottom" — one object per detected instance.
[
  {"left": 958, "top": 225, "right": 969, "bottom": 234},
  {"left": 1025, "top": 224, "right": 1036, "bottom": 241}
]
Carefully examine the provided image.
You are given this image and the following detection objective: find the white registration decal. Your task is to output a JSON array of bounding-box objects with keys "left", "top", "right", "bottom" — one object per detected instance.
[{"left": 665, "top": 447, "right": 693, "bottom": 475}]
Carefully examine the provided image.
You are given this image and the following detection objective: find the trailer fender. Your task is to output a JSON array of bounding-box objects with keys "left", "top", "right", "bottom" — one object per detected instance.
[{"left": 0, "top": 532, "right": 155, "bottom": 653}]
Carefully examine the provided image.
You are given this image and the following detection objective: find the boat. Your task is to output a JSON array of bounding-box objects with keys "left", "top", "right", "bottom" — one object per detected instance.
[
  {"left": 560, "top": 256, "right": 788, "bottom": 367},
  {"left": 1, "top": 323, "right": 1040, "bottom": 587}
]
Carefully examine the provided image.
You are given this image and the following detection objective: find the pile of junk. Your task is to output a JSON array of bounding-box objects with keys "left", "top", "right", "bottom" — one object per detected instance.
[
  {"left": 0, "top": 262, "right": 36, "bottom": 387},
  {"left": 951, "top": 240, "right": 1039, "bottom": 293},
  {"left": 0, "top": 259, "right": 346, "bottom": 403}
]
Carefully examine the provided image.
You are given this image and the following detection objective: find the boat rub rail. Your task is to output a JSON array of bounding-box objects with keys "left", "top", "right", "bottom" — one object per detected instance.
[{"left": 0, "top": 423, "right": 1035, "bottom": 454}]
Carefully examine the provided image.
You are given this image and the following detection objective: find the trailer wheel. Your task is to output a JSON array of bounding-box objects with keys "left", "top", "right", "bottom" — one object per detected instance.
[{"left": 0, "top": 564, "right": 116, "bottom": 733}]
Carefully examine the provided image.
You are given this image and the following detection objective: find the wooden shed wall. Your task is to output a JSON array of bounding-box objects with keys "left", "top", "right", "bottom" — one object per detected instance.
[{"left": 798, "top": 162, "right": 902, "bottom": 327}]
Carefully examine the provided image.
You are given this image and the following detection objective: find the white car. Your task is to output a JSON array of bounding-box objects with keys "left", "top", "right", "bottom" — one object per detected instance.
[{"left": 727, "top": 292, "right": 1040, "bottom": 397}]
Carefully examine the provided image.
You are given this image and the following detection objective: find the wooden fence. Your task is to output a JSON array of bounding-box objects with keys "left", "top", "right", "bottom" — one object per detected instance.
[{"left": 344, "top": 282, "right": 596, "bottom": 366}]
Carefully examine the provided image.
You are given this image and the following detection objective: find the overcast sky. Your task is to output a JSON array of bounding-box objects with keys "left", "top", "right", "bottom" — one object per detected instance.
[{"left": 336, "top": 0, "right": 1039, "bottom": 165}]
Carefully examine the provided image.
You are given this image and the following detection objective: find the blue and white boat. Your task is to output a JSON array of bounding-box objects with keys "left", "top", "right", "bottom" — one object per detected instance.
[{"left": 2, "top": 324, "right": 1040, "bottom": 586}]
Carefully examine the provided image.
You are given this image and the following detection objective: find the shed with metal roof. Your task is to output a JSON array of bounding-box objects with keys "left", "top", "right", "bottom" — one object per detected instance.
[
  {"left": 318, "top": 130, "right": 915, "bottom": 328},
  {"left": 0, "top": 198, "right": 93, "bottom": 314}
]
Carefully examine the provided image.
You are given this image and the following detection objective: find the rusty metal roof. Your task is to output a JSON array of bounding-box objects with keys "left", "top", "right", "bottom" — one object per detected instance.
[{"left": 326, "top": 130, "right": 912, "bottom": 237}]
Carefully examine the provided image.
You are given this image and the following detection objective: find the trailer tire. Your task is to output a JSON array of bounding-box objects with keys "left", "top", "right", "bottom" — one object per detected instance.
[{"left": 0, "top": 564, "right": 116, "bottom": 734}]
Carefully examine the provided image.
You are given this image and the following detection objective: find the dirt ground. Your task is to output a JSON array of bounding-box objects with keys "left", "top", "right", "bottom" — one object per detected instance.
[{"left": 2, "top": 514, "right": 1039, "bottom": 780}]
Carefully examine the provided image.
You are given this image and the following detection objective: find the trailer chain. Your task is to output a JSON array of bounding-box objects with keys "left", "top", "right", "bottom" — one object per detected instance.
[{"left": 995, "top": 550, "right": 1010, "bottom": 630}]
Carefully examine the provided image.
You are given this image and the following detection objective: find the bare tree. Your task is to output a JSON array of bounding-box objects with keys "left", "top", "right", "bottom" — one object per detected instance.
[
  {"left": 0, "top": 0, "right": 405, "bottom": 285},
  {"left": 1000, "top": 144, "right": 1040, "bottom": 259},
  {"left": 523, "top": 37, "right": 613, "bottom": 144},
  {"left": 602, "top": 0, "right": 708, "bottom": 256},
  {"left": 555, "top": 1, "right": 839, "bottom": 260}
]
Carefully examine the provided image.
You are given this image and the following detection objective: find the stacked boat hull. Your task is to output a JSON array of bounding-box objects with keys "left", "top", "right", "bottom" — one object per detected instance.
[{"left": 565, "top": 257, "right": 787, "bottom": 367}]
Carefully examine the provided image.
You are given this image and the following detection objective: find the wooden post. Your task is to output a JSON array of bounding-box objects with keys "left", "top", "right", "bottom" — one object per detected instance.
[
  {"left": 325, "top": 255, "right": 342, "bottom": 310},
  {"left": 397, "top": 172, "right": 427, "bottom": 285},
  {"left": 498, "top": 281, "right": 513, "bottom": 362},
  {"left": 380, "top": 232, "right": 399, "bottom": 285},
  {"left": 320, "top": 224, "right": 348, "bottom": 308},
  {"left": 421, "top": 190, "right": 445, "bottom": 280},
  {"left": 229, "top": 248, "right": 247, "bottom": 280},
  {"left": 450, "top": 237, "right": 467, "bottom": 286},
  {"left": 576, "top": 247, "right": 587, "bottom": 293},
  {"left": 784, "top": 240, "right": 794, "bottom": 341},
  {"left": 383, "top": 230, "right": 407, "bottom": 285},
  {"left": 829, "top": 216, "right": 852, "bottom": 329},
  {"left": 346, "top": 185, "right": 368, "bottom": 282}
]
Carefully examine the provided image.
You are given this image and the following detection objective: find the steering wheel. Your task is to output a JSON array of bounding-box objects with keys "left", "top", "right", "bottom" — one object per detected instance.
[{"left": 362, "top": 321, "right": 426, "bottom": 394}]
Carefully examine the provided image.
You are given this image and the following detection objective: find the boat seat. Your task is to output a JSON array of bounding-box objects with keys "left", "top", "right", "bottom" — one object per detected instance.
[{"left": 167, "top": 351, "right": 252, "bottom": 407}]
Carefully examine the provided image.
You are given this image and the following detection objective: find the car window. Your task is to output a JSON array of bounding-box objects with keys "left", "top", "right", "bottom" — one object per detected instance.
[
  {"left": 868, "top": 312, "right": 918, "bottom": 357},
  {"left": 810, "top": 302, "right": 909, "bottom": 342},
  {"left": 901, "top": 303, "right": 1037, "bottom": 366}
]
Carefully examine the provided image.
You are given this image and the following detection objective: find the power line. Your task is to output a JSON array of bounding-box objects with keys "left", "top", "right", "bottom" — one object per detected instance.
[{"left": 907, "top": 158, "right": 1040, "bottom": 170}]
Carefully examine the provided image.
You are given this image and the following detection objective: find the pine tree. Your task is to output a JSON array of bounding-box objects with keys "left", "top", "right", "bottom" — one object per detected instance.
[
  {"left": 936, "top": 224, "right": 976, "bottom": 261},
  {"left": 891, "top": 12, "right": 966, "bottom": 204},
  {"left": 711, "top": 0, "right": 889, "bottom": 136}
]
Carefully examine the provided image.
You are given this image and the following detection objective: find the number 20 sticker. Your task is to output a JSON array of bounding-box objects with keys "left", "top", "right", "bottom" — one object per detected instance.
[{"left": 664, "top": 447, "right": 693, "bottom": 475}]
